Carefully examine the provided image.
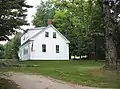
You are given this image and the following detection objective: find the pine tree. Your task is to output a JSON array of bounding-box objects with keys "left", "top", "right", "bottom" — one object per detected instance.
[{"left": 0, "top": 0, "right": 32, "bottom": 41}]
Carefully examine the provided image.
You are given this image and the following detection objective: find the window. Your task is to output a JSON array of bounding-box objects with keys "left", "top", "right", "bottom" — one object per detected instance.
[
  {"left": 56, "top": 45, "right": 59, "bottom": 53},
  {"left": 42, "top": 44, "right": 46, "bottom": 52},
  {"left": 53, "top": 32, "right": 56, "bottom": 38},
  {"left": 23, "top": 36, "right": 25, "bottom": 40},
  {"left": 31, "top": 41, "right": 34, "bottom": 51},
  {"left": 45, "top": 32, "right": 49, "bottom": 37},
  {"left": 23, "top": 47, "right": 28, "bottom": 55}
]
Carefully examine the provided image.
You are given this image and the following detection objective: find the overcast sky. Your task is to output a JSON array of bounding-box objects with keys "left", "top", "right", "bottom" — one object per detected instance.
[
  {"left": 23, "top": 0, "right": 41, "bottom": 28},
  {"left": 0, "top": 0, "right": 42, "bottom": 44}
]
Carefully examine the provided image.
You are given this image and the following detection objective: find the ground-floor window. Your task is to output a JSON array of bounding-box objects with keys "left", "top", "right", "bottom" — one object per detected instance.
[
  {"left": 23, "top": 47, "right": 28, "bottom": 55},
  {"left": 56, "top": 45, "right": 59, "bottom": 53},
  {"left": 42, "top": 44, "right": 46, "bottom": 52}
]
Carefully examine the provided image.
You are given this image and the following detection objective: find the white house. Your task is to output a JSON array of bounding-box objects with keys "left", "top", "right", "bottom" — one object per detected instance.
[{"left": 19, "top": 22, "right": 70, "bottom": 60}]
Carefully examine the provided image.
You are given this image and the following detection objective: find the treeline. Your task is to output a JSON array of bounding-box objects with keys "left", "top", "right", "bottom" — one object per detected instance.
[{"left": 0, "top": 33, "right": 21, "bottom": 59}]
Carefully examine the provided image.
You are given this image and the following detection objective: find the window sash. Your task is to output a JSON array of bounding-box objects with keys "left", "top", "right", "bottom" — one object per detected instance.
[
  {"left": 45, "top": 32, "right": 49, "bottom": 37},
  {"left": 53, "top": 32, "right": 56, "bottom": 38},
  {"left": 42, "top": 44, "right": 46, "bottom": 52},
  {"left": 56, "top": 45, "right": 59, "bottom": 53},
  {"left": 23, "top": 48, "right": 28, "bottom": 55}
]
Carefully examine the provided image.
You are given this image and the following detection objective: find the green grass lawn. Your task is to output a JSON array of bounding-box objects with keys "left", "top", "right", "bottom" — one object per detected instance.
[{"left": 0, "top": 60, "right": 120, "bottom": 88}]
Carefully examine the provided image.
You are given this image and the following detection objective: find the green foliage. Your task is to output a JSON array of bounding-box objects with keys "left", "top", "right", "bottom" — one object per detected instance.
[
  {"left": 0, "top": 0, "right": 32, "bottom": 41},
  {"left": 32, "top": 0, "right": 55, "bottom": 27},
  {"left": 32, "top": 0, "right": 105, "bottom": 59},
  {"left": 0, "top": 44, "right": 4, "bottom": 59},
  {"left": 4, "top": 33, "right": 21, "bottom": 59},
  {"left": 53, "top": 0, "right": 104, "bottom": 58}
]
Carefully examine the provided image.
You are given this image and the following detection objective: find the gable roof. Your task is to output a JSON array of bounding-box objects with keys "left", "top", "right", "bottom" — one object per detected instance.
[
  {"left": 22, "top": 25, "right": 70, "bottom": 44},
  {"left": 21, "top": 27, "right": 47, "bottom": 37},
  {"left": 30, "top": 25, "right": 70, "bottom": 43}
]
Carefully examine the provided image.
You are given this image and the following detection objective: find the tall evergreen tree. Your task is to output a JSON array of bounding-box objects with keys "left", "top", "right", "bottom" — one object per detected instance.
[{"left": 0, "top": 0, "right": 32, "bottom": 41}]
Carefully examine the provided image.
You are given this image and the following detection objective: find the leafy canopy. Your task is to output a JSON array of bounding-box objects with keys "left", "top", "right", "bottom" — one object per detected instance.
[{"left": 33, "top": 0, "right": 55, "bottom": 27}]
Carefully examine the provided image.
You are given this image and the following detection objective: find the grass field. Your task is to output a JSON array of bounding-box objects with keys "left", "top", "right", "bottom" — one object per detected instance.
[{"left": 0, "top": 60, "right": 120, "bottom": 88}]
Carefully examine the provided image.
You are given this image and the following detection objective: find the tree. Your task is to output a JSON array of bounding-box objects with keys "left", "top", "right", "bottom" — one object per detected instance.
[
  {"left": 53, "top": 0, "right": 104, "bottom": 59},
  {"left": 102, "top": 0, "right": 120, "bottom": 69},
  {"left": 33, "top": 0, "right": 55, "bottom": 27},
  {"left": 0, "top": 0, "right": 32, "bottom": 41},
  {"left": 53, "top": 0, "right": 78, "bottom": 57},
  {"left": 4, "top": 33, "right": 21, "bottom": 59},
  {"left": 87, "top": 0, "right": 105, "bottom": 60},
  {"left": 4, "top": 42, "right": 13, "bottom": 59},
  {"left": 0, "top": 44, "right": 4, "bottom": 59}
]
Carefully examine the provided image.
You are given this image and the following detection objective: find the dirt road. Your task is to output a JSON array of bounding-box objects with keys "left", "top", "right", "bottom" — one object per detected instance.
[{"left": 6, "top": 72, "right": 106, "bottom": 89}]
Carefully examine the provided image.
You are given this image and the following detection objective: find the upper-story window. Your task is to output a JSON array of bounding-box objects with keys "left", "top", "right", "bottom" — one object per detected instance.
[
  {"left": 45, "top": 32, "right": 49, "bottom": 37},
  {"left": 53, "top": 32, "right": 56, "bottom": 38}
]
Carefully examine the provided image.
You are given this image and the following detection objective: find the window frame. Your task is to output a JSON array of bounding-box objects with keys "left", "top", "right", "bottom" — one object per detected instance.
[
  {"left": 53, "top": 32, "right": 56, "bottom": 38},
  {"left": 45, "top": 32, "right": 49, "bottom": 37},
  {"left": 56, "top": 45, "right": 59, "bottom": 53},
  {"left": 23, "top": 47, "right": 28, "bottom": 55},
  {"left": 23, "top": 36, "right": 25, "bottom": 40},
  {"left": 42, "top": 44, "right": 46, "bottom": 52}
]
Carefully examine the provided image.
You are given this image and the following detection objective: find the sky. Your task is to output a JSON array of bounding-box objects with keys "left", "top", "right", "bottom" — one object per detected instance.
[
  {"left": 0, "top": 0, "right": 41, "bottom": 44},
  {"left": 23, "top": 0, "right": 41, "bottom": 28}
]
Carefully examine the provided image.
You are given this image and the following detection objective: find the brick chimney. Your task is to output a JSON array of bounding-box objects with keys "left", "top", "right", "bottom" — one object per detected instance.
[{"left": 47, "top": 19, "right": 52, "bottom": 25}]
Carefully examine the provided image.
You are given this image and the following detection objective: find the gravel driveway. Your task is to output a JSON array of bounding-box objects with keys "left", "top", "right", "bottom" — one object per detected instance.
[{"left": 5, "top": 72, "right": 108, "bottom": 89}]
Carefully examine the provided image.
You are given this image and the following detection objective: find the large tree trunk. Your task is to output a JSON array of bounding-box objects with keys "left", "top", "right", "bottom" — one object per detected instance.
[{"left": 103, "top": 1, "right": 118, "bottom": 70}]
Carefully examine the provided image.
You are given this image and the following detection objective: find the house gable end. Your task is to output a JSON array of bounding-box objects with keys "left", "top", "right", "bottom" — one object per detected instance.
[
  {"left": 30, "top": 25, "right": 70, "bottom": 43},
  {"left": 49, "top": 25, "right": 70, "bottom": 43}
]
